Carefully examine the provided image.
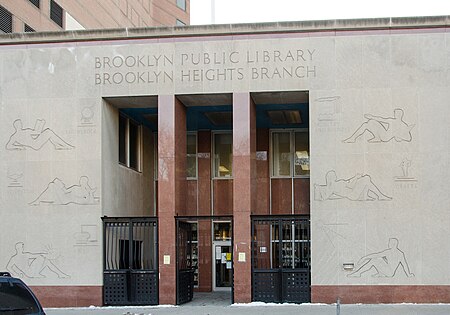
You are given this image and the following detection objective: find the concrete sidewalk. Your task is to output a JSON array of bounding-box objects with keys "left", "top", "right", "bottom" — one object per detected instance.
[
  {"left": 45, "top": 303, "right": 450, "bottom": 315},
  {"left": 44, "top": 292, "right": 450, "bottom": 315}
]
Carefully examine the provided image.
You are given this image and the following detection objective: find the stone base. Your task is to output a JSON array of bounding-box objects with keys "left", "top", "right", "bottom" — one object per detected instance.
[
  {"left": 30, "top": 286, "right": 102, "bottom": 307},
  {"left": 312, "top": 285, "right": 450, "bottom": 304}
]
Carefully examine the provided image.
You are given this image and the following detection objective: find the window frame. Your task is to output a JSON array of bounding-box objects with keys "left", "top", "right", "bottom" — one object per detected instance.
[
  {"left": 0, "top": 281, "right": 41, "bottom": 312},
  {"left": 128, "top": 119, "right": 141, "bottom": 170},
  {"left": 269, "top": 128, "right": 310, "bottom": 179},
  {"left": 119, "top": 113, "right": 143, "bottom": 172},
  {"left": 212, "top": 131, "right": 233, "bottom": 179}
]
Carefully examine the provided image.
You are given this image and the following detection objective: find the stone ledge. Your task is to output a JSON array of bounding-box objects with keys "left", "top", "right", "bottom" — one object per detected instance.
[{"left": 0, "top": 15, "right": 449, "bottom": 45}]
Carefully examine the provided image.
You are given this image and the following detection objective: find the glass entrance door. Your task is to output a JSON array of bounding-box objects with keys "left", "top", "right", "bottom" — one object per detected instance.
[
  {"left": 213, "top": 241, "right": 232, "bottom": 290},
  {"left": 212, "top": 221, "right": 232, "bottom": 291}
]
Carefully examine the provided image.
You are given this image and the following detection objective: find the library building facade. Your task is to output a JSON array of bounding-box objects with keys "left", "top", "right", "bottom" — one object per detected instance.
[{"left": 0, "top": 16, "right": 450, "bottom": 307}]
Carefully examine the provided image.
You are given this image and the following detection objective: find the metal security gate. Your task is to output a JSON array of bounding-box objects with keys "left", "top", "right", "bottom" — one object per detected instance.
[
  {"left": 176, "top": 220, "right": 195, "bottom": 305},
  {"left": 102, "top": 217, "right": 158, "bottom": 306},
  {"left": 252, "top": 216, "right": 310, "bottom": 303}
]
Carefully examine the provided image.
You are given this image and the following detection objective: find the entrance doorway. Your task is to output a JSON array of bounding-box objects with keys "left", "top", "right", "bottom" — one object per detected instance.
[
  {"left": 175, "top": 217, "right": 233, "bottom": 304},
  {"left": 213, "top": 242, "right": 232, "bottom": 290},
  {"left": 212, "top": 221, "right": 232, "bottom": 291}
]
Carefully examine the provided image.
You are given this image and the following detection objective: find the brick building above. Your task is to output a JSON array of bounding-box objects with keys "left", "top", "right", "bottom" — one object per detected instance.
[{"left": 0, "top": 0, "right": 190, "bottom": 33}]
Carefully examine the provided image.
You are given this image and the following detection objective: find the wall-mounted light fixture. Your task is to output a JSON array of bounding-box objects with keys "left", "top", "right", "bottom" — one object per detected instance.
[{"left": 343, "top": 263, "right": 354, "bottom": 271}]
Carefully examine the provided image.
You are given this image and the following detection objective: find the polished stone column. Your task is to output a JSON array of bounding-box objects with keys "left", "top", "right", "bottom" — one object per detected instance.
[
  {"left": 197, "top": 220, "right": 212, "bottom": 292},
  {"left": 197, "top": 131, "right": 212, "bottom": 215},
  {"left": 232, "top": 92, "right": 256, "bottom": 303},
  {"left": 157, "top": 95, "right": 186, "bottom": 304}
]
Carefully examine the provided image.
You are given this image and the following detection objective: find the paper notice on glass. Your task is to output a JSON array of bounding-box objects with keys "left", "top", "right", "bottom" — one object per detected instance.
[
  {"left": 197, "top": 152, "right": 210, "bottom": 159},
  {"left": 221, "top": 253, "right": 227, "bottom": 264},
  {"left": 215, "top": 246, "right": 221, "bottom": 260},
  {"left": 256, "top": 151, "right": 267, "bottom": 161},
  {"left": 226, "top": 261, "right": 232, "bottom": 269}
]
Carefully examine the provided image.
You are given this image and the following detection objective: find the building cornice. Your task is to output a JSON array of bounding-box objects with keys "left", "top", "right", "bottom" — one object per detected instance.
[{"left": 0, "top": 15, "right": 449, "bottom": 45}]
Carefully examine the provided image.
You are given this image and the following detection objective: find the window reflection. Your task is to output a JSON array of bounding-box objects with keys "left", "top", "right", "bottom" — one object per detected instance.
[
  {"left": 214, "top": 222, "right": 232, "bottom": 241},
  {"left": 119, "top": 114, "right": 141, "bottom": 171},
  {"left": 214, "top": 133, "right": 232, "bottom": 178},
  {"left": 272, "top": 132, "right": 291, "bottom": 176},
  {"left": 294, "top": 131, "right": 310, "bottom": 176},
  {"left": 253, "top": 219, "right": 310, "bottom": 270},
  {"left": 187, "top": 133, "right": 197, "bottom": 178},
  {"left": 271, "top": 130, "right": 309, "bottom": 177}
]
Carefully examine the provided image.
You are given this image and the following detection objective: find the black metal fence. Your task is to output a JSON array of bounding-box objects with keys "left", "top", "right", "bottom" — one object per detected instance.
[
  {"left": 103, "top": 217, "right": 158, "bottom": 306},
  {"left": 251, "top": 216, "right": 310, "bottom": 303}
]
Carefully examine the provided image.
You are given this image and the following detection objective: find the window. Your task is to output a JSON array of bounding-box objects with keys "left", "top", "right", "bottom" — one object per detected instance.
[
  {"left": 272, "top": 132, "right": 291, "bottom": 176},
  {"left": 24, "top": 24, "right": 35, "bottom": 32},
  {"left": 0, "top": 281, "right": 40, "bottom": 312},
  {"left": 213, "top": 133, "right": 232, "bottom": 178},
  {"left": 119, "top": 239, "right": 142, "bottom": 269},
  {"left": 176, "top": 0, "right": 186, "bottom": 11},
  {"left": 50, "top": 0, "right": 63, "bottom": 28},
  {"left": 153, "top": 133, "right": 197, "bottom": 179},
  {"left": 0, "top": 5, "right": 13, "bottom": 33},
  {"left": 294, "top": 131, "right": 310, "bottom": 176},
  {"left": 252, "top": 218, "right": 310, "bottom": 270},
  {"left": 176, "top": 19, "right": 186, "bottom": 26},
  {"left": 271, "top": 130, "right": 309, "bottom": 177},
  {"left": 28, "top": 0, "right": 40, "bottom": 9},
  {"left": 187, "top": 133, "right": 197, "bottom": 178},
  {"left": 128, "top": 120, "right": 139, "bottom": 170},
  {"left": 119, "top": 114, "right": 142, "bottom": 171},
  {"left": 119, "top": 115, "right": 127, "bottom": 165},
  {"left": 214, "top": 222, "right": 232, "bottom": 241}
]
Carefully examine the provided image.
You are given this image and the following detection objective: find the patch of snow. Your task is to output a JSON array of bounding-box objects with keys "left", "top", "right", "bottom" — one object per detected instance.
[
  {"left": 46, "top": 305, "right": 178, "bottom": 310},
  {"left": 231, "top": 302, "right": 310, "bottom": 307}
]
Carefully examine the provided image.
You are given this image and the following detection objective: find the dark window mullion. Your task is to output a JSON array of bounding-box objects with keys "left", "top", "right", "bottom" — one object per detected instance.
[
  {"left": 129, "top": 221, "right": 134, "bottom": 271},
  {"left": 278, "top": 219, "right": 282, "bottom": 269}
]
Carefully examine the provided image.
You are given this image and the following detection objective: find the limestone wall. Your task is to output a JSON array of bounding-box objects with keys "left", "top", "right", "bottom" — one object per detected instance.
[{"left": 0, "top": 24, "right": 449, "bottom": 290}]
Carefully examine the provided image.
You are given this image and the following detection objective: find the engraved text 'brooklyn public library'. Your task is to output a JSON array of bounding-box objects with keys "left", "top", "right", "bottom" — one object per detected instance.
[{"left": 94, "top": 48, "right": 317, "bottom": 85}]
